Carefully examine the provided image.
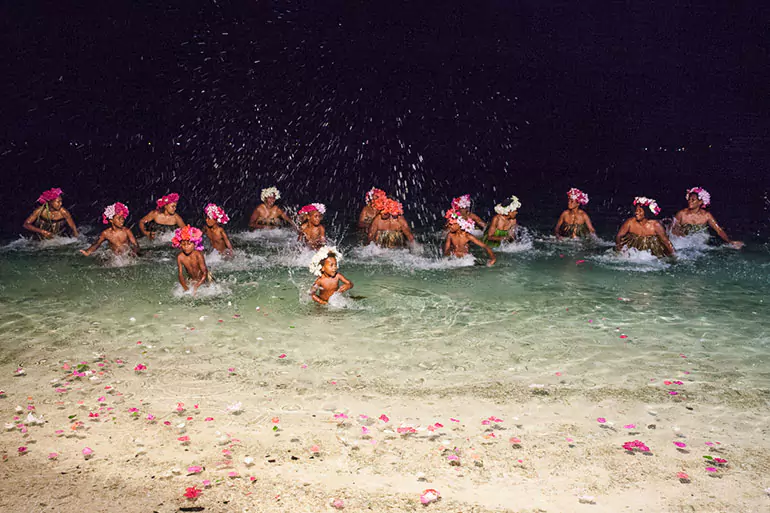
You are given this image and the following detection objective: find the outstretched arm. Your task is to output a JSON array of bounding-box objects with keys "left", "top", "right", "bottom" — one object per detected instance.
[
  {"left": 670, "top": 210, "right": 685, "bottom": 236},
  {"left": 443, "top": 233, "right": 452, "bottom": 256},
  {"left": 139, "top": 211, "right": 156, "bottom": 239},
  {"left": 337, "top": 273, "right": 353, "bottom": 294},
  {"left": 357, "top": 207, "right": 370, "bottom": 229},
  {"left": 279, "top": 208, "right": 299, "bottom": 231},
  {"left": 127, "top": 228, "right": 140, "bottom": 255},
  {"left": 470, "top": 212, "right": 487, "bottom": 230},
  {"left": 707, "top": 213, "right": 743, "bottom": 248},
  {"left": 248, "top": 206, "right": 261, "bottom": 230},
  {"left": 615, "top": 220, "right": 631, "bottom": 250},
  {"left": 554, "top": 211, "right": 566, "bottom": 238},
  {"left": 399, "top": 217, "right": 415, "bottom": 243},
  {"left": 222, "top": 230, "right": 233, "bottom": 252},
  {"left": 193, "top": 253, "right": 208, "bottom": 291},
  {"left": 62, "top": 208, "right": 79, "bottom": 237},
  {"left": 22, "top": 207, "right": 51, "bottom": 238},
  {"left": 80, "top": 231, "right": 107, "bottom": 256},
  {"left": 468, "top": 233, "right": 496, "bottom": 266},
  {"left": 177, "top": 256, "right": 189, "bottom": 291},
  {"left": 583, "top": 212, "right": 597, "bottom": 235},
  {"left": 653, "top": 222, "right": 676, "bottom": 256},
  {"left": 309, "top": 280, "right": 327, "bottom": 304},
  {"left": 175, "top": 214, "right": 186, "bottom": 228}
]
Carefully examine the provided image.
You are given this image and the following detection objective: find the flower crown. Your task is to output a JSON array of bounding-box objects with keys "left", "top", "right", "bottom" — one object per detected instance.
[
  {"left": 298, "top": 203, "right": 326, "bottom": 215},
  {"left": 171, "top": 226, "right": 205, "bottom": 251},
  {"left": 37, "top": 188, "right": 63, "bottom": 204},
  {"left": 309, "top": 246, "right": 342, "bottom": 276},
  {"left": 205, "top": 203, "right": 230, "bottom": 224},
  {"left": 686, "top": 187, "right": 711, "bottom": 207},
  {"left": 494, "top": 195, "right": 521, "bottom": 215},
  {"left": 373, "top": 197, "right": 403, "bottom": 216},
  {"left": 261, "top": 186, "right": 281, "bottom": 201},
  {"left": 633, "top": 196, "right": 661, "bottom": 216},
  {"left": 102, "top": 202, "right": 130, "bottom": 224},
  {"left": 365, "top": 187, "right": 386, "bottom": 203},
  {"left": 156, "top": 193, "right": 180, "bottom": 210},
  {"left": 567, "top": 188, "right": 589, "bottom": 205},
  {"left": 451, "top": 194, "right": 472, "bottom": 209},
  {"left": 445, "top": 208, "right": 476, "bottom": 232}
]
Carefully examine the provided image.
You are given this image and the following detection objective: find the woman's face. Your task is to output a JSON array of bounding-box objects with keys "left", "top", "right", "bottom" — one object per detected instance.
[
  {"left": 687, "top": 193, "right": 702, "bottom": 209},
  {"left": 50, "top": 197, "right": 63, "bottom": 210},
  {"left": 634, "top": 205, "right": 646, "bottom": 221},
  {"left": 164, "top": 202, "right": 178, "bottom": 215},
  {"left": 567, "top": 198, "right": 579, "bottom": 209}
]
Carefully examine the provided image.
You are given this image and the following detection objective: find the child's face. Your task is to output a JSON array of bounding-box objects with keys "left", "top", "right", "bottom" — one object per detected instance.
[
  {"left": 180, "top": 240, "right": 195, "bottom": 255},
  {"left": 205, "top": 217, "right": 217, "bottom": 227},
  {"left": 165, "top": 202, "right": 178, "bottom": 215},
  {"left": 110, "top": 215, "right": 125, "bottom": 228},
  {"left": 449, "top": 222, "right": 461, "bottom": 233},
  {"left": 321, "top": 256, "right": 338, "bottom": 277},
  {"left": 309, "top": 211, "right": 322, "bottom": 226}
]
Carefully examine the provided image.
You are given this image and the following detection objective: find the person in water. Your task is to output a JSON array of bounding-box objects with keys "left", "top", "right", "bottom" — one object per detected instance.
[
  {"left": 483, "top": 195, "right": 521, "bottom": 248},
  {"left": 298, "top": 203, "right": 327, "bottom": 250},
  {"left": 139, "top": 193, "right": 186, "bottom": 240},
  {"left": 358, "top": 187, "right": 386, "bottom": 238},
  {"left": 80, "top": 202, "right": 139, "bottom": 256},
  {"left": 23, "top": 188, "right": 79, "bottom": 239},
  {"left": 309, "top": 246, "right": 353, "bottom": 305},
  {"left": 444, "top": 209, "right": 496, "bottom": 266},
  {"left": 451, "top": 194, "right": 487, "bottom": 230},
  {"left": 554, "top": 188, "right": 596, "bottom": 239},
  {"left": 202, "top": 203, "right": 233, "bottom": 257},
  {"left": 173, "top": 226, "right": 209, "bottom": 293},
  {"left": 248, "top": 186, "right": 297, "bottom": 230},
  {"left": 367, "top": 197, "right": 415, "bottom": 248},
  {"left": 671, "top": 187, "right": 743, "bottom": 249},
  {"left": 616, "top": 197, "right": 675, "bottom": 257}
]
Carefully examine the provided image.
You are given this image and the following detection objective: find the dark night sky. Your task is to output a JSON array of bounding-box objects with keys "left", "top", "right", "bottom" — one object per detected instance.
[{"left": 1, "top": 1, "right": 768, "bottom": 239}]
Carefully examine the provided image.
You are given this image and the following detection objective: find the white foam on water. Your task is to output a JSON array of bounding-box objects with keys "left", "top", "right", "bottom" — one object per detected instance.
[
  {"left": 1, "top": 235, "right": 83, "bottom": 251},
  {"left": 351, "top": 242, "right": 475, "bottom": 269},
  {"left": 172, "top": 281, "right": 232, "bottom": 299},
  {"left": 230, "top": 228, "right": 296, "bottom": 243},
  {"left": 101, "top": 252, "right": 139, "bottom": 268},
  {"left": 593, "top": 247, "right": 671, "bottom": 272},
  {"left": 497, "top": 227, "right": 535, "bottom": 253},
  {"left": 206, "top": 249, "right": 268, "bottom": 271}
]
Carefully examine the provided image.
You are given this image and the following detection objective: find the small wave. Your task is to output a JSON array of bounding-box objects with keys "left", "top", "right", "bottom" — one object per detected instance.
[
  {"left": 592, "top": 247, "right": 671, "bottom": 272},
  {"left": 230, "top": 228, "right": 297, "bottom": 243},
  {"left": 206, "top": 249, "right": 268, "bottom": 271},
  {"left": 1, "top": 235, "right": 82, "bottom": 252},
  {"left": 172, "top": 281, "right": 232, "bottom": 298},
  {"left": 351, "top": 242, "right": 475, "bottom": 269},
  {"left": 101, "top": 252, "right": 139, "bottom": 268}
]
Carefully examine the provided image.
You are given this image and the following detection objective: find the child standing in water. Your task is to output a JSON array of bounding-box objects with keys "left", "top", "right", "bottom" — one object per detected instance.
[
  {"left": 444, "top": 209, "right": 496, "bottom": 266},
  {"left": 173, "top": 226, "right": 209, "bottom": 293},
  {"left": 309, "top": 246, "right": 353, "bottom": 305},
  {"left": 202, "top": 203, "right": 233, "bottom": 257},
  {"left": 298, "top": 203, "right": 327, "bottom": 249},
  {"left": 23, "top": 188, "right": 79, "bottom": 239},
  {"left": 80, "top": 202, "right": 139, "bottom": 256},
  {"left": 554, "top": 188, "right": 596, "bottom": 239}
]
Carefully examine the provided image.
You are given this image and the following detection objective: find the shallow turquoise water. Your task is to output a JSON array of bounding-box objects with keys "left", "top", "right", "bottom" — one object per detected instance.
[{"left": 0, "top": 229, "right": 768, "bottom": 395}]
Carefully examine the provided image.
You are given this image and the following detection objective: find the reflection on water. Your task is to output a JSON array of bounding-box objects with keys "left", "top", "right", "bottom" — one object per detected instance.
[{"left": 0, "top": 228, "right": 768, "bottom": 396}]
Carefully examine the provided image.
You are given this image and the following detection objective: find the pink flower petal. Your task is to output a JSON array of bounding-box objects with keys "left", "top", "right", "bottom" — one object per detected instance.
[{"left": 597, "top": 417, "right": 607, "bottom": 423}]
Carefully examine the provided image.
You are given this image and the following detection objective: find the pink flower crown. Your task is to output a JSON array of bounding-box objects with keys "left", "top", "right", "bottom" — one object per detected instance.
[
  {"left": 445, "top": 208, "right": 476, "bottom": 232},
  {"left": 298, "top": 203, "right": 326, "bottom": 215},
  {"left": 204, "top": 203, "right": 229, "bottom": 224},
  {"left": 567, "top": 188, "right": 589, "bottom": 205},
  {"left": 685, "top": 187, "right": 711, "bottom": 207},
  {"left": 156, "top": 193, "right": 180, "bottom": 210},
  {"left": 102, "top": 202, "right": 130, "bottom": 224},
  {"left": 365, "top": 187, "right": 386, "bottom": 203},
  {"left": 37, "top": 188, "right": 63, "bottom": 204},
  {"left": 172, "top": 226, "right": 204, "bottom": 251},
  {"left": 633, "top": 196, "right": 661, "bottom": 216},
  {"left": 451, "top": 194, "right": 472, "bottom": 209}
]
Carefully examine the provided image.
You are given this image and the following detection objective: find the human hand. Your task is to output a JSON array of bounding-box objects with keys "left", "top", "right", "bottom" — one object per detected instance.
[
  {"left": 41, "top": 230, "right": 52, "bottom": 239},
  {"left": 79, "top": 249, "right": 89, "bottom": 256},
  {"left": 730, "top": 241, "right": 745, "bottom": 249},
  {"left": 487, "top": 258, "right": 496, "bottom": 267}
]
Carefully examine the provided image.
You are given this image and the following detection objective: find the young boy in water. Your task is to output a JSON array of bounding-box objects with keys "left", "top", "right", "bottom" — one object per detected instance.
[
  {"left": 173, "top": 226, "right": 209, "bottom": 293},
  {"left": 202, "top": 203, "right": 233, "bottom": 257},
  {"left": 444, "top": 209, "right": 496, "bottom": 266},
  {"left": 80, "top": 202, "right": 139, "bottom": 256},
  {"left": 298, "top": 203, "right": 327, "bottom": 250},
  {"left": 309, "top": 246, "right": 353, "bottom": 305}
]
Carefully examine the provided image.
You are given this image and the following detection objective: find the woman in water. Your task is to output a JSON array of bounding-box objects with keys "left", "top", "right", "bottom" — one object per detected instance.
[
  {"left": 358, "top": 187, "right": 386, "bottom": 242},
  {"left": 248, "top": 186, "right": 297, "bottom": 230},
  {"left": 616, "top": 197, "right": 675, "bottom": 258},
  {"left": 23, "top": 188, "right": 79, "bottom": 239},
  {"left": 670, "top": 187, "right": 743, "bottom": 248},
  {"left": 367, "top": 197, "right": 414, "bottom": 248},
  {"left": 554, "top": 188, "right": 596, "bottom": 239},
  {"left": 139, "top": 193, "right": 186, "bottom": 240},
  {"left": 483, "top": 195, "right": 520, "bottom": 248}
]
